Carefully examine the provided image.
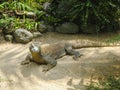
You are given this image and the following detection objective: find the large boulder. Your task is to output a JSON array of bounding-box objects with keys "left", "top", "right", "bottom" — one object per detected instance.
[
  {"left": 14, "top": 29, "right": 33, "bottom": 43},
  {"left": 55, "top": 22, "right": 79, "bottom": 34}
]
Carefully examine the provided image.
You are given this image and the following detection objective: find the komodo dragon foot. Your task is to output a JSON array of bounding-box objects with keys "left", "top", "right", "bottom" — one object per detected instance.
[{"left": 73, "top": 53, "right": 83, "bottom": 60}]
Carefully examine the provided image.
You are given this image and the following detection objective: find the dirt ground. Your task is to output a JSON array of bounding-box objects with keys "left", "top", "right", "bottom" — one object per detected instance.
[{"left": 0, "top": 32, "right": 120, "bottom": 90}]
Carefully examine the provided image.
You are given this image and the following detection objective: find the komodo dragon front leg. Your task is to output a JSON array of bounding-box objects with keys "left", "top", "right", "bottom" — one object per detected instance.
[
  {"left": 21, "top": 54, "right": 57, "bottom": 72},
  {"left": 21, "top": 53, "right": 32, "bottom": 65},
  {"left": 42, "top": 55, "right": 57, "bottom": 72}
]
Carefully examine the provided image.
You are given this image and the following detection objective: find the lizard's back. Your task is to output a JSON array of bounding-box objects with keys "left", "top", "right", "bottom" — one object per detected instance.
[{"left": 40, "top": 42, "right": 66, "bottom": 59}]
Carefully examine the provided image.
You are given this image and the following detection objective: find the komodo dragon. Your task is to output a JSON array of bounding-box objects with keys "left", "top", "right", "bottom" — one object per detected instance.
[{"left": 21, "top": 40, "right": 120, "bottom": 71}]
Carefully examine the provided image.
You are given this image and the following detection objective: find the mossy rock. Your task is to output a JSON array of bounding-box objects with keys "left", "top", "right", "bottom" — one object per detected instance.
[
  {"left": 55, "top": 22, "right": 79, "bottom": 34},
  {"left": 81, "top": 24, "right": 98, "bottom": 34},
  {"left": 38, "top": 23, "right": 48, "bottom": 33}
]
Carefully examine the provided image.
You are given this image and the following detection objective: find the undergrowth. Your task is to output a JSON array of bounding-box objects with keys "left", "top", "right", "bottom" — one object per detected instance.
[
  {"left": 87, "top": 76, "right": 120, "bottom": 90},
  {"left": 105, "top": 35, "right": 120, "bottom": 43}
]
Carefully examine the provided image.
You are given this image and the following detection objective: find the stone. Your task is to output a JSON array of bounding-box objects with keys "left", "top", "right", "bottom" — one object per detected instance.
[
  {"left": 38, "top": 23, "right": 47, "bottom": 33},
  {"left": 33, "top": 32, "right": 42, "bottom": 38},
  {"left": 55, "top": 22, "right": 79, "bottom": 34},
  {"left": 46, "top": 25, "right": 54, "bottom": 32},
  {"left": 14, "top": 29, "right": 33, "bottom": 43},
  {"left": 81, "top": 24, "right": 98, "bottom": 34},
  {"left": 4, "top": 34, "right": 13, "bottom": 42}
]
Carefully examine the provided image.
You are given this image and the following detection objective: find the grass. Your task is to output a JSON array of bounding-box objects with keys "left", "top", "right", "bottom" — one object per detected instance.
[
  {"left": 105, "top": 35, "right": 120, "bottom": 43},
  {"left": 87, "top": 76, "right": 120, "bottom": 90}
]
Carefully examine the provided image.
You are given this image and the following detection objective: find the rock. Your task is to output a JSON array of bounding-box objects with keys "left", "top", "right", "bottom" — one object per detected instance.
[
  {"left": 38, "top": 23, "right": 47, "bottom": 33},
  {"left": 4, "top": 35, "right": 13, "bottom": 42},
  {"left": 55, "top": 22, "right": 79, "bottom": 34},
  {"left": 81, "top": 24, "right": 98, "bottom": 34},
  {"left": 14, "top": 29, "right": 33, "bottom": 43},
  {"left": 38, "top": 23, "right": 54, "bottom": 33},
  {"left": 33, "top": 32, "right": 42, "bottom": 38},
  {"left": 46, "top": 25, "right": 54, "bottom": 32}
]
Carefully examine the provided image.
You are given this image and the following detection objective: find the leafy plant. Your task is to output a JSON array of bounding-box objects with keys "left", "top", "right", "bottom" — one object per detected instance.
[
  {"left": 0, "top": 1, "right": 34, "bottom": 11},
  {"left": 87, "top": 76, "right": 120, "bottom": 90},
  {"left": 0, "top": 15, "right": 13, "bottom": 27},
  {"left": 0, "top": 16, "right": 15, "bottom": 34},
  {"left": 0, "top": 0, "right": 53, "bottom": 34},
  {"left": 10, "top": 1, "right": 32, "bottom": 11},
  {"left": 35, "top": 10, "right": 46, "bottom": 20},
  {"left": 0, "top": 2, "right": 9, "bottom": 10},
  {"left": 43, "top": 14, "right": 61, "bottom": 25},
  {"left": 0, "top": 16, "right": 40, "bottom": 34},
  {"left": 106, "top": 35, "right": 120, "bottom": 43},
  {"left": 49, "top": 0, "right": 120, "bottom": 33},
  {"left": 12, "top": 18, "right": 40, "bottom": 31}
]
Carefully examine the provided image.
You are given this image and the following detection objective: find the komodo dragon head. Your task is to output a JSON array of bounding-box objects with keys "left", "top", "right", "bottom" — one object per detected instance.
[{"left": 29, "top": 42, "right": 41, "bottom": 54}]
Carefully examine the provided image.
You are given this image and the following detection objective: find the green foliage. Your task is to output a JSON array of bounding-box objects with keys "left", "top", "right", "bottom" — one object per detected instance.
[
  {"left": 43, "top": 14, "right": 61, "bottom": 25},
  {"left": 0, "top": 16, "right": 39, "bottom": 33},
  {"left": 11, "top": 1, "right": 32, "bottom": 11},
  {"left": 13, "top": 18, "right": 39, "bottom": 31},
  {"left": 106, "top": 35, "right": 120, "bottom": 43},
  {"left": 0, "top": 1, "right": 33, "bottom": 11},
  {"left": 36, "top": 11, "right": 46, "bottom": 20},
  {"left": 0, "top": 0, "right": 48, "bottom": 11},
  {"left": 0, "top": 0, "right": 45, "bottom": 32},
  {"left": 0, "top": 16, "right": 14, "bottom": 29},
  {"left": 87, "top": 76, "right": 120, "bottom": 90},
  {"left": 1, "top": 0, "right": 119, "bottom": 34},
  {"left": 0, "top": 16, "right": 15, "bottom": 34},
  {"left": 49, "top": 0, "right": 120, "bottom": 32},
  {"left": 0, "top": 2, "right": 9, "bottom": 10},
  {"left": 35, "top": 0, "right": 50, "bottom": 3}
]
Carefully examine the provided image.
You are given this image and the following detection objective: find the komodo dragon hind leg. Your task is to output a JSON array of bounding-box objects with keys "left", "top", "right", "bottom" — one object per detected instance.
[
  {"left": 21, "top": 53, "right": 32, "bottom": 65},
  {"left": 42, "top": 55, "right": 57, "bottom": 72},
  {"left": 65, "top": 46, "right": 83, "bottom": 60}
]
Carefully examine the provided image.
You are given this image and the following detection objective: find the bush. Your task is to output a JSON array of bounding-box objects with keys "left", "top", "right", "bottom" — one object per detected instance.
[
  {"left": 0, "top": 16, "right": 39, "bottom": 34},
  {"left": 49, "top": 0, "right": 120, "bottom": 33},
  {"left": 0, "top": 0, "right": 45, "bottom": 33}
]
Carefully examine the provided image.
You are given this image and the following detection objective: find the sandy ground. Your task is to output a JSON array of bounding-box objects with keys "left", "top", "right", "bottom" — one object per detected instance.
[{"left": 0, "top": 32, "right": 120, "bottom": 90}]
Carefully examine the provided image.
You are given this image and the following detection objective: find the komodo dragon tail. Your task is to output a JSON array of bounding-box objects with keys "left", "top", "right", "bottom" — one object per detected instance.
[{"left": 67, "top": 40, "right": 120, "bottom": 49}]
